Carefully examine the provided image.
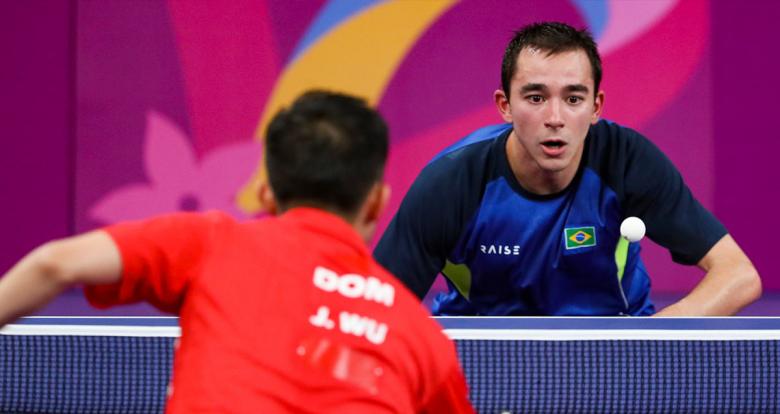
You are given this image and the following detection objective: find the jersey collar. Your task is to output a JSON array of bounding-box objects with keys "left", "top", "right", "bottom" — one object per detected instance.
[{"left": 280, "top": 207, "right": 369, "bottom": 255}]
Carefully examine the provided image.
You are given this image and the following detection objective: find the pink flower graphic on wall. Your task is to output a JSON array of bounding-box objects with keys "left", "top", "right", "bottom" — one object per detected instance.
[{"left": 89, "top": 110, "right": 262, "bottom": 224}]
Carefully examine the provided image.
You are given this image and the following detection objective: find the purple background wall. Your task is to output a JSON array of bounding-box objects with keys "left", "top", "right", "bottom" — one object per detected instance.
[
  {"left": 1, "top": 1, "right": 73, "bottom": 273},
  {"left": 712, "top": 1, "right": 780, "bottom": 291},
  {"left": 2, "top": 1, "right": 779, "bottom": 315}
]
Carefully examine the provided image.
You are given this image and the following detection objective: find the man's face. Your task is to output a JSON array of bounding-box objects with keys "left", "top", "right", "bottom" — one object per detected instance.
[{"left": 496, "top": 48, "right": 603, "bottom": 179}]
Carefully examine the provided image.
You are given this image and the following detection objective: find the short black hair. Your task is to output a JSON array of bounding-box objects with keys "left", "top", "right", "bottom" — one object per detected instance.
[
  {"left": 501, "top": 22, "right": 602, "bottom": 98},
  {"left": 265, "top": 90, "right": 389, "bottom": 217}
]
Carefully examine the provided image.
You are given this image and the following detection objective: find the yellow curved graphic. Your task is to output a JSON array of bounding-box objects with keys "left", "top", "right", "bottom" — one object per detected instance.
[{"left": 238, "top": 0, "right": 456, "bottom": 213}]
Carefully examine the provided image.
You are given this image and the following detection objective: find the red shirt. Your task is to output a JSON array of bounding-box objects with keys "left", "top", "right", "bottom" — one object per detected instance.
[{"left": 85, "top": 208, "right": 473, "bottom": 413}]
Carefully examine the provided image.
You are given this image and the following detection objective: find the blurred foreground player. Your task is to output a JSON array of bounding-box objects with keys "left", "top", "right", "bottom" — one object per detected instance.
[{"left": 0, "top": 91, "right": 474, "bottom": 413}]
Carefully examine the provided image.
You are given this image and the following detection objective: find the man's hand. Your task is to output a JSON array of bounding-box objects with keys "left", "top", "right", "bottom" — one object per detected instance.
[
  {"left": 0, "top": 231, "right": 122, "bottom": 327},
  {"left": 654, "top": 234, "right": 761, "bottom": 316}
]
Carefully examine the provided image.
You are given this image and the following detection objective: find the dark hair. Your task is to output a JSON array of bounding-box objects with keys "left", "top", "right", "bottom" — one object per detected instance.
[
  {"left": 265, "top": 90, "right": 389, "bottom": 217},
  {"left": 501, "top": 22, "right": 602, "bottom": 98}
]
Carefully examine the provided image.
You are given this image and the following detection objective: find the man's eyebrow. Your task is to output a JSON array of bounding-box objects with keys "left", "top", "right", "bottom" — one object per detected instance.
[
  {"left": 519, "top": 83, "right": 591, "bottom": 94},
  {"left": 520, "top": 83, "right": 547, "bottom": 93},
  {"left": 565, "top": 84, "right": 590, "bottom": 93}
]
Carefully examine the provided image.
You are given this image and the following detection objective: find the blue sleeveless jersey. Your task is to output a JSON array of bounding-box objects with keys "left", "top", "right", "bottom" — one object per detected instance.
[{"left": 375, "top": 120, "right": 726, "bottom": 316}]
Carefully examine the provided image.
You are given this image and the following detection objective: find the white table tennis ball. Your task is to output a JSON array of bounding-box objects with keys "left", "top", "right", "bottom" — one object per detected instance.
[{"left": 620, "top": 216, "right": 646, "bottom": 242}]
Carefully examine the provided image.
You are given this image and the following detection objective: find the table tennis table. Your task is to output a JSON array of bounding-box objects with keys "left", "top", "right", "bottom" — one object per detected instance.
[{"left": 2, "top": 317, "right": 778, "bottom": 413}]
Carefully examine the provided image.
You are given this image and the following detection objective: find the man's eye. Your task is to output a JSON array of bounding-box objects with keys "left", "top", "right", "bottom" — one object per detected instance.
[
  {"left": 527, "top": 95, "right": 544, "bottom": 103},
  {"left": 567, "top": 96, "right": 583, "bottom": 104}
]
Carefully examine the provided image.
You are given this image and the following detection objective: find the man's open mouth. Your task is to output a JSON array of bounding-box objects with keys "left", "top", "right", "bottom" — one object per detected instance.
[
  {"left": 540, "top": 139, "right": 567, "bottom": 156},
  {"left": 541, "top": 141, "right": 565, "bottom": 148}
]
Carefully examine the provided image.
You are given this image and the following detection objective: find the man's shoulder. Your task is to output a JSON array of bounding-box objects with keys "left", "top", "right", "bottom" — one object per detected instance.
[
  {"left": 586, "top": 119, "right": 660, "bottom": 163},
  {"left": 415, "top": 123, "right": 509, "bottom": 189},
  {"left": 588, "top": 119, "right": 646, "bottom": 144},
  {"left": 162, "top": 210, "right": 238, "bottom": 224},
  {"left": 431, "top": 123, "right": 512, "bottom": 163},
  {"left": 104, "top": 211, "right": 239, "bottom": 238}
]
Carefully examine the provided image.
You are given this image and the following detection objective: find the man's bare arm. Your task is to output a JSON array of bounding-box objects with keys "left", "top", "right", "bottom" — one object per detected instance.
[
  {"left": 654, "top": 234, "right": 761, "bottom": 316},
  {"left": 0, "top": 231, "right": 122, "bottom": 327}
]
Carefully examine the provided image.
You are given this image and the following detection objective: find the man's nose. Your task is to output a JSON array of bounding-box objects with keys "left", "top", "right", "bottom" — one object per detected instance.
[{"left": 544, "top": 99, "right": 564, "bottom": 129}]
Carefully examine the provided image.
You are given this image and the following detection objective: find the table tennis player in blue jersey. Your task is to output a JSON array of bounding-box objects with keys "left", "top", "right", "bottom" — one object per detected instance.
[{"left": 374, "top": 22, "right": 762, "bottom": 316}]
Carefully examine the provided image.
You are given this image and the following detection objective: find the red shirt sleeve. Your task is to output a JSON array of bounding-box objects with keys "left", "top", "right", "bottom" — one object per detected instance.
[
  {"left": 84, "top": 212, "right": 226, "bottom": 313},
  {"left": 419, "top": 363, "right": 475, "bottom": 414}
]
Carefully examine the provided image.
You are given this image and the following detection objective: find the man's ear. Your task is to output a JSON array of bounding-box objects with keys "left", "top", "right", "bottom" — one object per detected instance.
[
  {"left": 592, "top": 90, "right": 605, "bottom": 124},
  {"left": 258, "top": 181, "right": 278, "bottom": 215},
  {"left": 494, "top": 89, "right": 513, "bottom": 123},
  {"left": 353, "top": 182, "right": 391, "bottom": 243},
  {"left": 367, "top": 183, "right": 391, "bottom": 222}
]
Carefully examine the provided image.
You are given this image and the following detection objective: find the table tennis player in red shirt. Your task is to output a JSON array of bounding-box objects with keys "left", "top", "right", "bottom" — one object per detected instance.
[{"left": 0, "top": 90, "right": 475, "bottom": 413}]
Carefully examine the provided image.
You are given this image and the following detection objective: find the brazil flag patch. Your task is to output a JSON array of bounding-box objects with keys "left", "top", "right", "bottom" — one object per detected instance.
[{"left": 565, "top": 227, "right": 596, "bottom": 249}]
